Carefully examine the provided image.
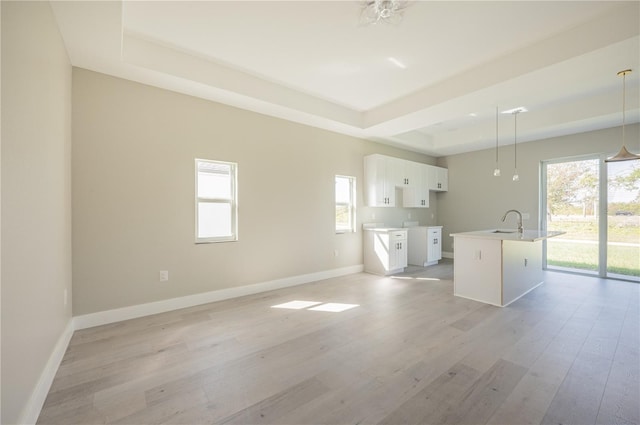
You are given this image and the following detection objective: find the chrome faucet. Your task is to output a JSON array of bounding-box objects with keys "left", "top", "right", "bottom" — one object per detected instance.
[{"left": 502, "top": 209, "right": 524, "bottom": 233}]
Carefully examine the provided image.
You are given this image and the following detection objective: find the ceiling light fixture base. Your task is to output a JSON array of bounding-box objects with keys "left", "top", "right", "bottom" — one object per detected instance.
[{"left": 361, "top": 0, "right": 410, "bottom": 25}]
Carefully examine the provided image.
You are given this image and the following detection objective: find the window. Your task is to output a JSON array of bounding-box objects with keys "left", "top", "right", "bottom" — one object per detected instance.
[
  {"left": 335, "top": 175, "right": 356, "bottom": 233},
  {"left": 195, "top": 159, "right": 237, "bottom": 243}
]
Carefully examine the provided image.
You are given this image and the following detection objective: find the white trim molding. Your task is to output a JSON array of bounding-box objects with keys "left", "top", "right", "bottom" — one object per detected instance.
[
  {"left": 19, "top": 320, "right": 75, "bottom": 425},
  {"left": 74, "top": 264, "right": 364, "bottom": 330},
  {"left": 442, "top": 251, "right": 454, "bottom": 259}
]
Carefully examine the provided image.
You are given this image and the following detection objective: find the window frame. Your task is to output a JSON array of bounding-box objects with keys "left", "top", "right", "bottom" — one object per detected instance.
[
  {"left": 195, "top": 158, "right": 238, "bottom": 243},
  {"left": 335, "top": 175, "right": 356, "bottom": 234}
]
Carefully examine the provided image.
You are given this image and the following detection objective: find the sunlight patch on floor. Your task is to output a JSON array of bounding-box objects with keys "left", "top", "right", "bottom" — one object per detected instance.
[
  {"left": 390, "top": 276, "right": 440, "bottom": 281},
  {"left": 270, "top": 300, "right": 359, "bottom": 312},
  {"left": 270, "top": 300, "right": 322, "bottom": 310},
  {"left": 308, "top": 303, "right": 359, "bottom": 312}
]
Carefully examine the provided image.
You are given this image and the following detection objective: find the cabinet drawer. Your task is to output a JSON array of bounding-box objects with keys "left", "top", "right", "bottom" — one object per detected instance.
[{"left": 390, "top": 231, "right": 407, "bottom": 241}]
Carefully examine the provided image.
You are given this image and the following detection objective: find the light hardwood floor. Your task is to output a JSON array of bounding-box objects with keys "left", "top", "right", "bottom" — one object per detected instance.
[{"left": 38, "top": 261, "right": 639, "bottom": 425}]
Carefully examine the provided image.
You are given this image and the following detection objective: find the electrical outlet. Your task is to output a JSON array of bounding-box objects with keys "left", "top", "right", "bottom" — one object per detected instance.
[
  {"left": 159, "top": 270, "right": 169, "bottom": 282},
  {"left": 522, "top": 212, "right": 530, "bottom": 220},
  {"left": 334, "top": 250, "right": 339, "bottom": 257}
]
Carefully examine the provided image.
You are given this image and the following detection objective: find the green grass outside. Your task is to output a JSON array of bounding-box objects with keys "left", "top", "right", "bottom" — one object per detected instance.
[
  {"left": 547, "top": 241, "right": 640, "bottom": 277},
  {"left": 547, "top": 217, "right": 639, "bottom": 243}
]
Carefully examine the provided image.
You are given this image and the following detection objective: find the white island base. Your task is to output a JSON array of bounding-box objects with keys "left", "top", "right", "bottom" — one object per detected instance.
[{"left": 451, "top": 230, "right": 563, "bottom": 307}]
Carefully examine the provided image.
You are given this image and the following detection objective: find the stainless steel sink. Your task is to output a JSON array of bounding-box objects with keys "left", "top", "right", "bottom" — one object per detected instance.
[{"left": 491, "top": 230, "right": 516, "bottom": 233}]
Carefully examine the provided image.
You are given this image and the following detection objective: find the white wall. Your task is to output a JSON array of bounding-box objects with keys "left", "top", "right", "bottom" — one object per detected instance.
[
  {"left": 437, "top": 124, "right": 639, "bottom": 253},
  {"left": 1, "top": 2, "right": 73, "bottom": 423},
  {"left": 72, "top": 69, "right": 437, "bottom": 316}
]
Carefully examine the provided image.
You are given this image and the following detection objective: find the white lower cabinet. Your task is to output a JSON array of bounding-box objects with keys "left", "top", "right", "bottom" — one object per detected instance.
[
  {"left": 452, "top": 236, "right": 544, "bottom": 307},
  {"left": 407, "top": 226, "right": 442, "bottom": 267},
  {"left": 364, "top": 228, "right": 408, "bottom": 275},
  {"left": 427, "top": 227, "right": 442, "bottom": 264}
]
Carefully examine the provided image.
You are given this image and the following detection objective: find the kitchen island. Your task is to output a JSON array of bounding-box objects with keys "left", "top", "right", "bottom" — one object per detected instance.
[{"left": 450, "top": 229, "right": 564, "bottom": 307}]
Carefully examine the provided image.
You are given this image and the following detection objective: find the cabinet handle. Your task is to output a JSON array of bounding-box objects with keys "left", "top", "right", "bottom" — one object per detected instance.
[{"left": 434, "top": 238, "right": 438, "bottom": 244}]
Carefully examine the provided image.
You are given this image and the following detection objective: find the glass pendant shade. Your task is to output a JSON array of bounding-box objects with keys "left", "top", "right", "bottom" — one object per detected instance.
[
  {"left": 607, "top": 145, "right": 640, "bottom": 162},
  {"left": 606, "top": 69, "right": 639, "bottom": 162}
]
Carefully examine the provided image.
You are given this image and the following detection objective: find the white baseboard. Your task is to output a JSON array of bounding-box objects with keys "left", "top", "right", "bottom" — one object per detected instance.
[
  {"left": 19, "top": 265, "right": 363, "bottom": 424},
  {"left": 442, "top": 251, "right": 454, "bottom": 259},
  {"left": 74, "top": 264, "right": 364, "bottom": 330},
  {"left": 19, "top": 319, "right": 75, "bottom": 425}
]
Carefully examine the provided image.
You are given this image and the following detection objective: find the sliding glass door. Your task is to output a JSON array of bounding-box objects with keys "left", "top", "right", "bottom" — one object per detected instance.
[
  {"left": 542, "top": 155, "right": 639, "bottom": 281},
  {"left": 543, "top": 157, "right": 600, "bottom": 274},
  {"left": 607, "top": 160, "right": 640, "bottom": 281}
]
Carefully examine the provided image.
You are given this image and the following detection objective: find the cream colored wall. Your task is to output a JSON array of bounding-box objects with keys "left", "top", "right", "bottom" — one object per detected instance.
[
  {"left": 436, "top": 124, "right": 639, "bottom": 253},
  {"left": 72, "top": 69, "right": 436, "bottom": 315},
  {"left": 1, "top": 2, "right": 72, "bottom": 423}
]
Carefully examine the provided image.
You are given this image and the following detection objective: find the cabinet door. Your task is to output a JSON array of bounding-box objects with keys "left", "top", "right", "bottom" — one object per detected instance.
[
  {"left": 365, "top": 155, "right": 395, "bottom": 206},
  {"left": 416, "top": 165, "right": 430, "bottom": 206},
  {"left": 437, "top": 168, "right": 448, "bottom": 191},
  {"left": 398, "top": 239, "right": 408, "bottom": 268},
  {"left": 389, "top": 232, "right": 408, "bottom": 270},
  {"left": 402, "top": 164, "right": 429, "bottom": 208},
  {"left": 390, "top": 239, "right": 408, "bottom": 269},
  {"left": 383, "top": 158, "right": 398, "bottom": 205},
  {"left": 428, "top": 228, "right": 442, "bottom": 262},
  {"left": 427, "top": 165, "right": 448, "bottom": 192},
  {"left": 396, "top": 159, "right": 416, "bottom": 187}
]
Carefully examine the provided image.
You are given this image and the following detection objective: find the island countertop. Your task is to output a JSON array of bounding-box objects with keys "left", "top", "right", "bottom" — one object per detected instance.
[{"left": 450, "top": 229, "right": 565, "bottom": 242}]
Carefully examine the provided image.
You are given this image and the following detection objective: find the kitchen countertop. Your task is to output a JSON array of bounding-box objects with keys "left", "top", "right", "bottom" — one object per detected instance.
[{"left": 450, "top": 229, "right": 565, "bottom": 242}]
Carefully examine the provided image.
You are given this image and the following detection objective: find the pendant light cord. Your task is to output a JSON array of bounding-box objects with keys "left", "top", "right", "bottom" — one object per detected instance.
[
  {"left": 622, "top": 71, "right": 626, "bottom": 146},
  {"left": 514, "top": 111, "right": 518, "bottom": 169},
  {"left": 495, "top": 106, "right": 499, "bottom": 164}
]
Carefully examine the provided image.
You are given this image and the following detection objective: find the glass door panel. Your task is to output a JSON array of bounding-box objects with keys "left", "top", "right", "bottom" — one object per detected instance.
[
  {"left": 607, "top": 161, "right": 640, "bottom": 281},
  {"left": 545, "top": 159, "right": 600, "bottom": 274}
]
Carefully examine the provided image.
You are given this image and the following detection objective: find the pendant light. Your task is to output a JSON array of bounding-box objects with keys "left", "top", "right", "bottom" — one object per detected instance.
[
  {"left": 493, "top": 106, "right": 501, "bottom": 176},
  {"left": 605, "top": 69, "right": 640, "bottom": 162},
  {"left": 512, "top": 109, "right": 521, "bottom": 182}
]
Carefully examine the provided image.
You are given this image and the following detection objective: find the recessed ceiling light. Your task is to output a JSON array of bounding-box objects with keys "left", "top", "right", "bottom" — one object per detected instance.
[
  {"left": 468, "top": 113, "right": 478, "bottom": 117},
  {"left": 387, "top": 57, "right": 406, "bottom": 69},
  {"left": 501, "top": 106, "right": 528, "bottom": 114}
]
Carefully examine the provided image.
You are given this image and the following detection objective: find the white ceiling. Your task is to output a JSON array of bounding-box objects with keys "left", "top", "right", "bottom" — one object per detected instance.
[{"left": 50, "top": 1, "right": 640, "bottom": 157}]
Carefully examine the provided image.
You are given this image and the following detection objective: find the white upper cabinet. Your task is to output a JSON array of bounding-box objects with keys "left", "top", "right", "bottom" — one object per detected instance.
[
  {"left": 427, "top": 165, "right": 448, "bottom": 192},
  {"left": 402, "top": 163, "right": 429, "bottom": 208},
  {"left": 395, "top": 158, "right": 417, "bottom": 187},
  {"left": 364, "top": 154, "right": 397, "bottom": 207},
  {"left": 364, "top": 154, "right": 448, "bottom": 208}
]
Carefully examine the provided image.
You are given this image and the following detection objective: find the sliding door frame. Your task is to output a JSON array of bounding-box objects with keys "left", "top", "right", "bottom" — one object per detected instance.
[{"left": 540, "top": 153, "right": 608, "bottom": 278}]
